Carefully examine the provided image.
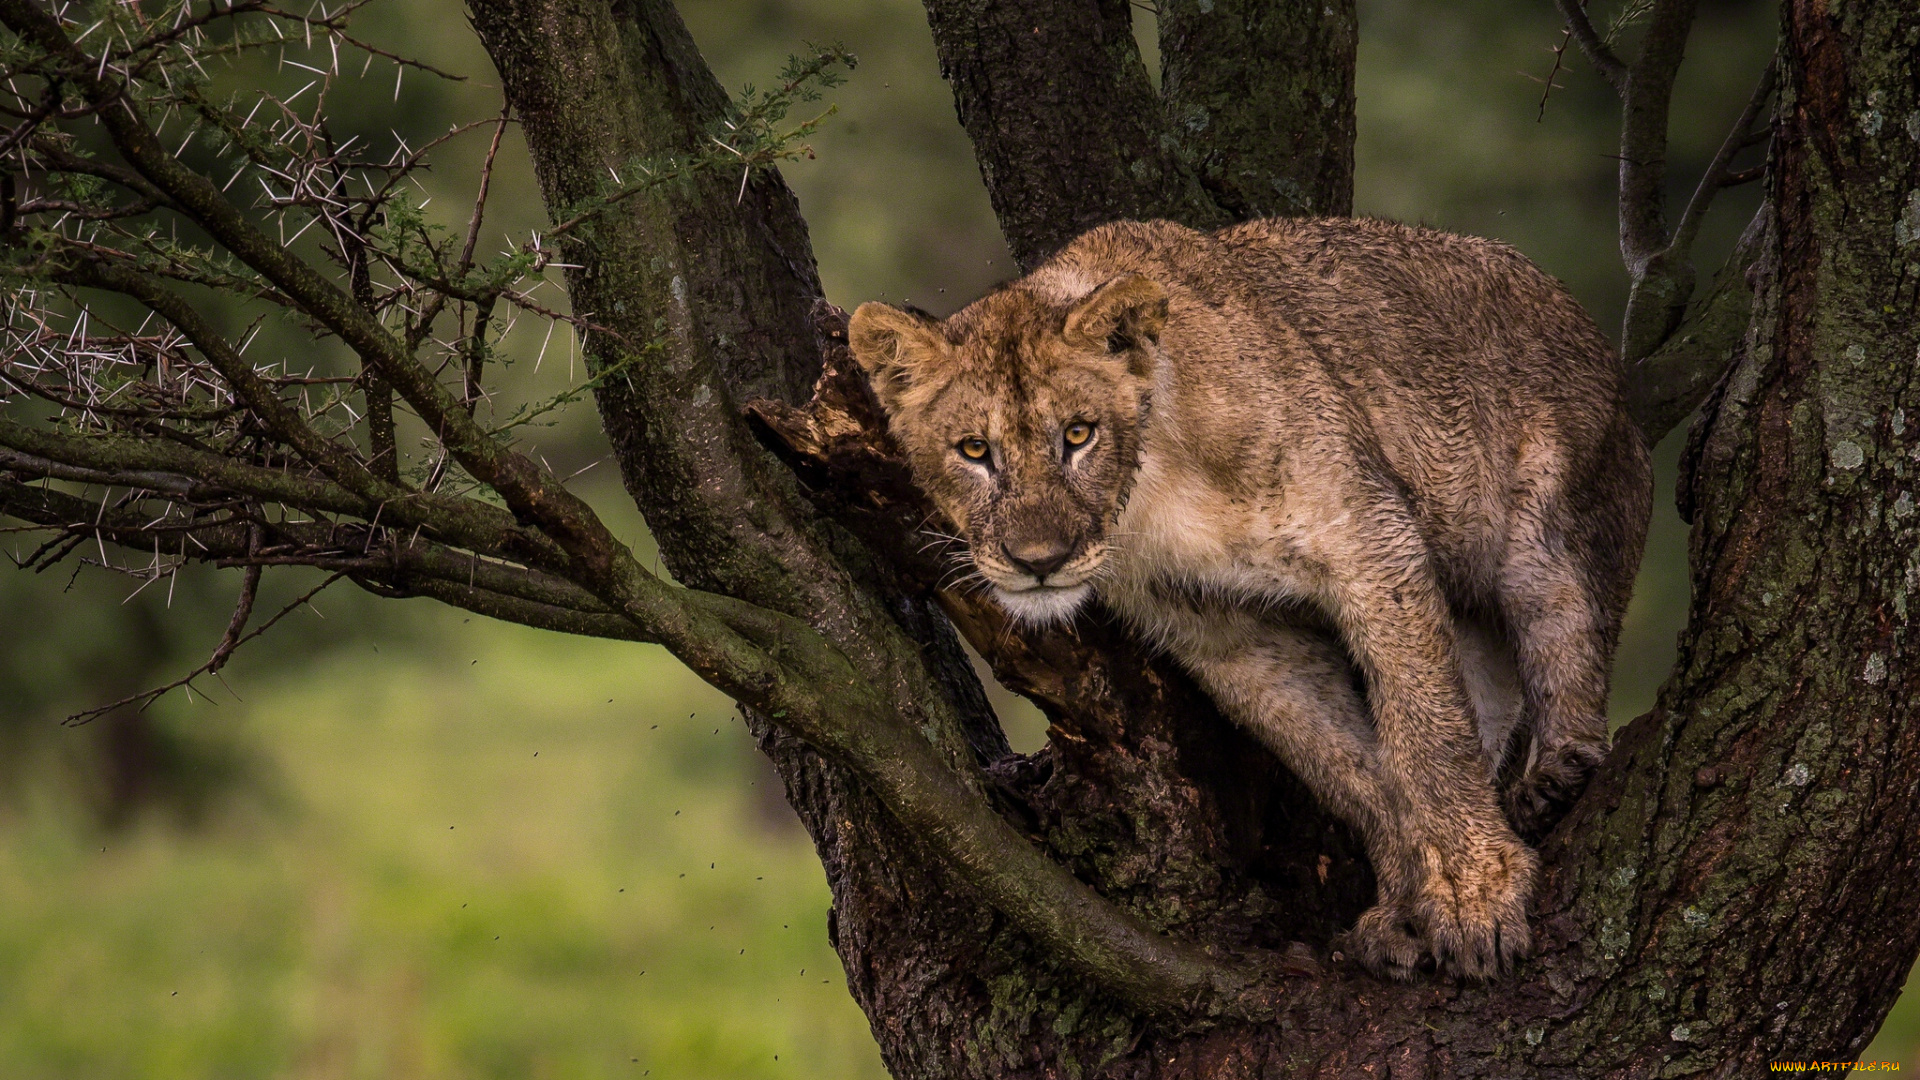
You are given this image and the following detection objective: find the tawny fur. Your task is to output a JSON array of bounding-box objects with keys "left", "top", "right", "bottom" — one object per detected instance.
[{"left": 848, "top": 218, "right": 1652, "bottom": 980}]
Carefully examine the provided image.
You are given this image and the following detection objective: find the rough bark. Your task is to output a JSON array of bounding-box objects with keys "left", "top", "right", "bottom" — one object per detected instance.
[
  {"left": 1157, "top": 0, "right": 1356, "bottom": 222},
  {"left": 918, "top": 0, "right": 1354, "bottom": 268},
  {"left": 496, "top": 0, "right": 1920, "bottom": 1075}
]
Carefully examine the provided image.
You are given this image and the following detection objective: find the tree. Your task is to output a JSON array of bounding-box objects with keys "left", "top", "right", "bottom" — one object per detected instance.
[{"left": 1, "top": 0, "right": 1914, "bottom": 1073}]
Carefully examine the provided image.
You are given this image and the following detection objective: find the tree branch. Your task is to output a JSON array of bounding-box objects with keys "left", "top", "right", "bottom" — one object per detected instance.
[
  {"left": 0, "top": 415, "right": 565, "bottom": 576},
  {"left": 1626, "top": 203, "right": 1768, "bottom": 444},
  {"left": 1615, "top": 0, "right": 1700, "bottom": 362},
  {"left": 1667, "top": 61, "right": 1775, "bottom": 262},
  {"left": 920, "top": 0, "right": 1357, "bottom": 267},
  {"left": 367, "top": 574, "right": 652, "bottom": 642},
  {"left": 920, "top": 0, "right": 1225, "bottom": 267},
  {"left": 1552, "top": 0, "right": 1627, "bottom": 92},
  {"left": 64, "top": 572, "right": 345, "bottom": 725},
  {"left": 0, "top": 459, "right": 851, "bottom": 732},
  {"left": 0, "top": 470, "right": 649, "bottom": 650}
]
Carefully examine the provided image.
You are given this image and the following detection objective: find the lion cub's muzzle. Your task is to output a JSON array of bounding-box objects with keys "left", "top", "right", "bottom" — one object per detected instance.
[
  {"left": 972, "top": 532, "right": 1108, "bottom": 627},
  {"left": 1000, "top": 538, "right": 1073, "bottom": 582}
]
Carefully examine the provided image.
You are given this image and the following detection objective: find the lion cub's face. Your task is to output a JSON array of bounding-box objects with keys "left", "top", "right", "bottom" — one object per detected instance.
[{"left": 848, "top": 275, "right": 1167, "bottom": 626}]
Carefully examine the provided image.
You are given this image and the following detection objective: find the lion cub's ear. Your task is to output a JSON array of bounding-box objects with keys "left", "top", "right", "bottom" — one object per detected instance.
[
  {"left": 1063, "top": 274, "right": 1168, "bottom": 376},
  {"left": 848, "top": 302, "right": 946, "bottom": 412}
]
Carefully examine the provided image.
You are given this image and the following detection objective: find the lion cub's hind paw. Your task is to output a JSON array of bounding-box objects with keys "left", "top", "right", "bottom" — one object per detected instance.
[{"left": 1506, "top": 739, "right": 1608, "bottom": 843}]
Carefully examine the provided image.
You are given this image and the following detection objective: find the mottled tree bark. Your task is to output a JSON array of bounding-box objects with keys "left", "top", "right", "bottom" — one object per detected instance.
[
  {"left": 1157, "top": 0, "right": 1355, "bottom": 222},
  {"left": 476, "top": 0, "right": 1920, "bottom": 1075},
  {"left": 918, "top": 0, "right": 1354, "bottom": 267}
]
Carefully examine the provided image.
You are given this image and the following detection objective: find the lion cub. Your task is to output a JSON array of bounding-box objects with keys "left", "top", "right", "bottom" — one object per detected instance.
[{"left": 848, "top": 218, "right": 1651, "bottom": 979}]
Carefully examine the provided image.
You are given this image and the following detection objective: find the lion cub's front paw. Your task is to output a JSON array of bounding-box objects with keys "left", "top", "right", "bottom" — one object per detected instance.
[{"left": 1408, "top": 832, "right": 1538, "bottom": 979}]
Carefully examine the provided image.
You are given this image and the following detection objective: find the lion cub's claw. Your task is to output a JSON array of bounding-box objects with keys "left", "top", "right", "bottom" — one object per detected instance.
[
  {"left": 1408, "top": 835, "right": 1538, "bottom": 979},
  {"left": 1343, "top": 828, "right": 1539, "bottom": 980}
]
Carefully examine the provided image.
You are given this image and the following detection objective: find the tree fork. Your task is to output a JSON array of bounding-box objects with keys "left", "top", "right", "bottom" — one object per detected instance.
[
  {"left": 761, "top": 0, "right": 1920, "bottom": 1070},
  {"left": 919, "top": 0, "right": 1355, "bottom": 268}
]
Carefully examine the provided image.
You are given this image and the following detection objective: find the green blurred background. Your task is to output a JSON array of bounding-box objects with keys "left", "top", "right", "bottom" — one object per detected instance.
[{"left": 3, "top": 1, "right": 1910, "bottom": 1076}]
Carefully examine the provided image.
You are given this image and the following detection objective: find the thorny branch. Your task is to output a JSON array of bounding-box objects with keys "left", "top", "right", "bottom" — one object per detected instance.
[
  {"left": 62, "top": 570, "right": 345, "bottom": 726},
  {"left": 0, "top": 0, "right": 856, "bottom": 709}
]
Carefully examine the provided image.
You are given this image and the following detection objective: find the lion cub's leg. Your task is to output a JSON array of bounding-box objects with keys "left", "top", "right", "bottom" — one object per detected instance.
[
  {"left": 1171, "top": 612, "right": 1429, "bottom": 979},
  {"left": 1495, "top": 495, "right": 1640, "bottom": 838},
  {"left": 1495, "top": 549, "right": 1612, "bottom": 839},
  {"left": 1314, "top": 522, "right": 1538, "bottom": 979}
]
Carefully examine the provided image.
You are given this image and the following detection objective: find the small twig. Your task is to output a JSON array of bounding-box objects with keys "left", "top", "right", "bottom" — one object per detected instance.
[
  {"left": 63, "top": 570, "right": 346, "bottom": 725},
  {"left": 1534, "top": 34, "right": 1574, "bottom": 121},
  {"left": 1552, "top": 0, "right": 1626, "bottom": 92},
  {"left": 20, "top": 532, "right": 88, "bottom": 572},
  {"left": 457, "top": 104, "right": 511, "bottom": 279},
  {"left": 1667, "top": 58, "right": 1775, "bottom": 261},
  {"left": 207, "top": 522, "right": 264, "bottom": 672}
]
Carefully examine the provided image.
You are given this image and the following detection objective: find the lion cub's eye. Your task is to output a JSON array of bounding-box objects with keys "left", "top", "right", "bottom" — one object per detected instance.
[
  {"left": 958, "top": 436, "right": 991, "bottom": 462},
  {"left": 1063, "top": 421, "right": 1095, "bottom": 449}
]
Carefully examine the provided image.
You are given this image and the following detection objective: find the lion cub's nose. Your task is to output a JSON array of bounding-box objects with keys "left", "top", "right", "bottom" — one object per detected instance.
[{"left": 1002, "top": 539, "right": 1072, "bottom": 581}]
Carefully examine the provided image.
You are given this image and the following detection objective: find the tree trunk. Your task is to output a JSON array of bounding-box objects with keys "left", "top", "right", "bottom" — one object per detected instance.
[
  {"left": 919, "top": 0, "right": 1354, "bottom": 268},
  {"left": 479, "top": 0, "right": 1920, "bottom": 1074}
]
